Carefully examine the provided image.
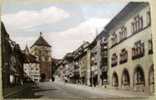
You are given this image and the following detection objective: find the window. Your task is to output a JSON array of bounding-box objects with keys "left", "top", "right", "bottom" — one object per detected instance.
[
  {"left": 24, "top": 68, "right": 27, "bottom": 71},
  {"left": 147, "top": 11, "right": 151, "bottom": 26},
  {"left": 111, "top": 53, "right": 118, "bottom": 67},
  {"left": 119, "top": 26, "right": 127, "bottom": 41},
  {"left": 31, "top": 67, "right": 33, "bottom": 70},
  {"left": 91, "top": 57, "right": 96, "bottom": 66},
  {"left": 148, "top": 39, "right": 153, "bottom": 54},
  {"left": 36, "top": 68, "right": 39, "bottom": 71},
  {"left": 45, "top": 57, "right": 49, "bottom": 61},
  {"left": 134, "top": 67, "right": 145, "bottom": 85},
  {"left": 111, "top": 32, "right": 118, "bottom": 47},
  {"left": 94, "top": 62, "right": 97, "bottom": 65},
  {"left": 112, "top": 72, "right": 118, "bottom": 87},
  {"left": 120, "top": 49, "right": 128, "bottom": 64},
  {"left": 139, "top": 16, "right": 143, "bottom": 30},
  {"left": 131, "top": 22, "right": 135, "bottom": 34},
  {"left": 122, "top": 69, "right": 130, "bottom": 86},
  {"left": 132, "top": 41, "right": 144, "bottom": 60},
  {"left": 42, "top": 57, "right": 45, "bottom": 61},
  {"left": 101, "top": 51, "right": 107, "bottom": 57},
  {"left": 131, "top": 15, "right": 144, "bottom": 33}
]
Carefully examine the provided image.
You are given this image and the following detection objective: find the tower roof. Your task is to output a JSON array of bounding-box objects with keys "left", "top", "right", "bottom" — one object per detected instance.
[
  {"left": 24, "top": 44, "right": 29, "bottom": 54},
  {"left": 31, "top": 32, "right": 51, "bottom": 47}
]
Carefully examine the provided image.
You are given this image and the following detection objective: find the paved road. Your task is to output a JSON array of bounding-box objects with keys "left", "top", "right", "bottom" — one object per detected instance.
[{"left": 33, "top": 81, "right": 116, "bottom": 99}]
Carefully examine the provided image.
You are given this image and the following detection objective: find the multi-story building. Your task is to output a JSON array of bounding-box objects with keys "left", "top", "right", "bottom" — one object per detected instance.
[
  {"left": 56, "top": 54, "right": 75, "bottom": 83},
  {"left": 51, "top": 58, "right": 61, "bottom": 77},
  {"left": 89, "top": 31, "right": 109, "bottom": 87},
  {"left": 63, "top": 53, "right": 75, "bottom": 83},
  {"left": 1, "top": 22, "right": 25, "bottom": 87},
  {"left": 89, "top": 39, "right": 99, "bottom": 86},
  {"left": 97, "top": 31, "right": 109, "bottom": 86},
  {"left": 105, "top": 2, "right": 154, "bottom": 94},
  {"left": 73, "top": 52, "right": 81, "bottom": 84},
  {"left": 77, "top": 42, "right": 90, "bottom": 85},
  {"left": 23, "top": 45, "right": 40, "bottom": 82},
  {"left": 56, "top": 60, "right": 65, "bottom": 81},
  {"left": 57, "top": 42, "right": 90, "bottom": 84},
  {"left": 30, "top": 32, "right": 52, "bottom": 81}
]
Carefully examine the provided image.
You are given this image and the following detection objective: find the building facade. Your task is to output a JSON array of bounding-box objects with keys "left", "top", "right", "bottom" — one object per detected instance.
[
  {"left": 97, "top": 31, "right": 109, "bottom": 86},
  {"left": 23, "top": 45, "right": 40, "bottom": 82},
  {"left": 105, "top": 2, "right": 154, "bottom": 94},
  {"left": 1, "top": 22, "right": 25, "bottom": 87},
  {"left": 30, "top": 32, "right": 52, "bottom": 81},
  {"left": 63, "top": 53, "right": 75, "bottom": 83},
  {"left": 78, "top": 42, "right": 90, "bottom": 85}
]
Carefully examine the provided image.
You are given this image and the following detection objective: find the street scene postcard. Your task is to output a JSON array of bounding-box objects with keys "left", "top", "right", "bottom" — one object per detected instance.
[{"left": 1, "top": 0, "right": 156, "bottom": 99}]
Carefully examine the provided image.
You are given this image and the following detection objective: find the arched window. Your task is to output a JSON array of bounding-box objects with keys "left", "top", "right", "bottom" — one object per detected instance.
[
  {"left": 112, "top": 72, "right": 118, "bottom": 87},
  {"left": 149, "top": 65, "right": 154, "bottom": 93},
  {"left": 134, "top": 66, "right": 145, "bottom": 85},
  {"left": 122, "top": 69, "right": 130, "bottom": 86}
]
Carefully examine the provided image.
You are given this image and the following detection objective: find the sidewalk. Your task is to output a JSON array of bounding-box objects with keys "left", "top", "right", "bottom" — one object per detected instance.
[
  {"left": 3, "top": 83, "right": 34, "bottom": 98},
  {"left": 56, "top": 81, "right": 151, "bottom": 98}
]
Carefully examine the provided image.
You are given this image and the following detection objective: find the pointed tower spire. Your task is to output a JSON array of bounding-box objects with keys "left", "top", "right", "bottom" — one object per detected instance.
[
  {"left": 24, "top": 44, "right": 29, "bottom": 54},
  {"left": 40, "top": 32, "right": 43, "bottom": 36},
  {"left": 96, "top": 28, "right": 98, "bottom": 36}
]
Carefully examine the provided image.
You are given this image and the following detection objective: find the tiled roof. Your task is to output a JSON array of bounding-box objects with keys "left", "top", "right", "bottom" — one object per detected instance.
[
  {"left": 23, "top": 53, "right": 39, "bottom": 63},
  {"left": 32, "top": 33, "right": 51, "bottom": 47},
  {"left": 105, "top": 2, "right": 149, "bottom": 32},
  {"left": 1, "top": 22, "right": 9, "bottom": 38}
]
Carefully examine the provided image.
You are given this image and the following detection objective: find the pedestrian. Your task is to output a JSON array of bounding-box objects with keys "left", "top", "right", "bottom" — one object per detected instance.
[{"left": 52, "top": 76, "right": 55, "bottom": 82}]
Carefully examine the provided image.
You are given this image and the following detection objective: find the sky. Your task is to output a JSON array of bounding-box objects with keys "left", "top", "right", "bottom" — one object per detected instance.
[{"left": 1, "top": 0, "right": 128, "bottom": 59}]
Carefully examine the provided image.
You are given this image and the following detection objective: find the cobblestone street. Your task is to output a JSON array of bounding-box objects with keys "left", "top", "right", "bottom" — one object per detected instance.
[
  {"left": 33, "top": 81, "right": 114, "bottom": 98},
  {"left": 31, "top": 81, "right": 150, "bottom": 99}
]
